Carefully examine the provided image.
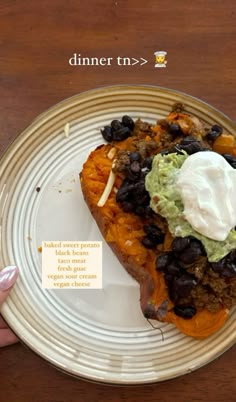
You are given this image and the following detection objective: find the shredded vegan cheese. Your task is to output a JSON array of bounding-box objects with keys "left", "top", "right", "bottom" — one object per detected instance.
[
  {"left": 97, "top": 165, "right": 116, "bottom": 207},
  {"left": 107, "top": 147, "right": 117, "bottom": 160}
]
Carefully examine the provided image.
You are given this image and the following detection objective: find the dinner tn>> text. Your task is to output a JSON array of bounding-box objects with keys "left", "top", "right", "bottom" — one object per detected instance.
[{"left": 69, "top": 53, "right": 148, "bottom": 66}]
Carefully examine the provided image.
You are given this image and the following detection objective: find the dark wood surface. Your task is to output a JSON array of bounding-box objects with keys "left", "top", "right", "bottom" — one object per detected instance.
[{"left": 0, "top": 1, "right": 236, "bottom": 401}]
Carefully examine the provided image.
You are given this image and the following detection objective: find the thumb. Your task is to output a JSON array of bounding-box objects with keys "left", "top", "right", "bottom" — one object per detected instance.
[{"left": 0, "top": 266, "right": 19, "bottom": 306}]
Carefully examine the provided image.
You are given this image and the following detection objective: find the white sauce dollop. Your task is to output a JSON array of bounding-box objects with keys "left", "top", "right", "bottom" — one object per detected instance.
[{"left": 176, "top": 151, "right": 236, "bottom": 241}]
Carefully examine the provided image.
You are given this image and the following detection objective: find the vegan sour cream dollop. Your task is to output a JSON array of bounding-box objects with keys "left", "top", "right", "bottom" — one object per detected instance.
[{"left": 176, "top": 151, "right": 236, "bottom": 241}]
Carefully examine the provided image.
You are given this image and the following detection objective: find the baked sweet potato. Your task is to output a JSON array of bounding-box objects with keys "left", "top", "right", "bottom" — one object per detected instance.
[{"left": 79, "top": 112, "right": 236, "bottom": 338}]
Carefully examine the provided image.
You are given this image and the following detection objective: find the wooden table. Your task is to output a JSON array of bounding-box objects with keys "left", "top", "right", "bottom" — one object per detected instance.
[{"left": 0, "top": 1, "right": 236, "bottom": 401}]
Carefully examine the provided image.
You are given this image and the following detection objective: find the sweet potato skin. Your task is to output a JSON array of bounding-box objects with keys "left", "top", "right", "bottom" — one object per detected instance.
[{"left": 80, "top": 143, "right": 228, "bottom": 338}]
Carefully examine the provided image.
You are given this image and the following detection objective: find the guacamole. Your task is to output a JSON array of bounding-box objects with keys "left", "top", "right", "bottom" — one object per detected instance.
[{"left": 145, "top": 152, "right": 236, "bottom": 262}]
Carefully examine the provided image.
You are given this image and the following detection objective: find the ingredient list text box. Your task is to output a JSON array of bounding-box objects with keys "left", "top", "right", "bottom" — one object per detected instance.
[{"left": 42, "top": 241, "right": 102, "bottom": 289}]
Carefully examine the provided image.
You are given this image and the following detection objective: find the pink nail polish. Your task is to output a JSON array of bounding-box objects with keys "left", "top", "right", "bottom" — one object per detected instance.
[{"left": 0, "top": 266, "right": 19, "bottom": 291}]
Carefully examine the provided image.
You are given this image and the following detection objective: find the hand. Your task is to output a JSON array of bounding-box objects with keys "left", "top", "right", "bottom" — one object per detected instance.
[{"left": 0, "top": 266, "right": 19, "bottom": 347}]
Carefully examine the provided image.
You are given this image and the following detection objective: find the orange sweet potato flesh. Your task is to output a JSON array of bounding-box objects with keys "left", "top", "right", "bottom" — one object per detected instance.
[
  {"left": 212, "top": 133, "right": 235, "bottom": 154},
  {"left": 80, "top": 143, "right": 228, "bottom": 338}
]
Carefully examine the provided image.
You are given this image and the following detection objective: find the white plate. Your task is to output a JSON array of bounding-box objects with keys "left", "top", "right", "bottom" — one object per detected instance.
[{"left": 1, "top": 85, "right": 236, "bottom": 384}]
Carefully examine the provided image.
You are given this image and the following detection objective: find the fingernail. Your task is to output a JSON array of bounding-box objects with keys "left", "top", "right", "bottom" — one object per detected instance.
[{"left": 0, "top": 266, "right": 19, "bottom": 291}]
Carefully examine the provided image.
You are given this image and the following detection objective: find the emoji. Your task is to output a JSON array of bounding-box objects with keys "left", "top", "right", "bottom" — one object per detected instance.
[{"left": 154, "top": 51, "right": 167, "bottom": 68}]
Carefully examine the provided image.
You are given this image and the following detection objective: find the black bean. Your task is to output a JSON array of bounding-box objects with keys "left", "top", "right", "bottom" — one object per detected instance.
[
  {"left": 130, "top": 161, "right": 141, "bottom": 173},
  {"left": 116, "top": 184, "right": 133, "bottom": 202},
  {"left": 180, "top": 141, "right": 206, "bottom": 155},
  {"left": 135, "top": 206, "right": 145, "bottom": 216},
  {"left": 169, "top": 123, "right": 182, "bottom": 135},
  {"left": 229, "top": 250, "right": 236, "bottom": 261},
  {"left": 140, "top": 169, "right": 150, "bottom": 179},
  {"left": 111, "top": 119, "right": 123, "bottom": 131},
  {"left": 141, "top": 157, "right": 153, "bottom": 170},
  {"left": 192, "top": 238, "right": 206, "bottom": 254},
  {"left": 160, "top": 149, "right": 172, "bottom": 155},
  {"left": 166, "top": 261, "right": 182, "bottom": 276},
  {"left": 122, "top": 115, "right": 135, "bottom": 131},
  {"left": 140, "top": 193, "right": 150, "bottom": 204},
  {"left": 211, "top": 257, "right": 236, "bottom": 278},
  {"left": 134, "top": 181, "right": 146, "bottom": 194},
  {"left": 211, "top": 259, "right": 225, "bottom": 274},
  {"left": 222, "top": 263, "right": 236, "bottom": 278},
  {"left": 113, "top": 126, "right": 131, "bottom": 141},
  {"left": 211, "top": 124, "right": 223, "bottom": 134},
  {"left": 206, "top": 125, "right": 223, "bottom": 141},
  {"left": 135, "top": 194, "right": 150, "bottom": 206},
  {"left": 171, "top": 274, "right": 197, "bottom": 300},
  {"left": 180, "top": 136, "right": 199, "bottom": 145},
  {"left": 143, "top": 305, "right": 156, "bottom": 319},
  {"left": 116, "top": 191, "right": 129, "bottom": 202},
  {"left": 174, "top": 305, "right": 197, "bottom": 319},
  {"left": 143, "top": 224, "right": 161, "bottom": 236},
  {"left": 141, "top": 236, "right": 157, "bottom": 249},
  {"left": 172, "top": 237, "right": 191, "bottom": 253},
  {"left": 121, "top": 177, "right": 131, "bottom": 186},
  {"left": 101, "top": 126, "right": 113, "bottom": 142},
  {"left": 121, "top": 201, "right": 134, "bottom": 213},
  {"left": 206, "top": 131, "right": 221, "bottom": 141},
  {"left": 156, "top": 252, "right": 173, "bottom": 272},
  {"left": 142, "top": 227, "right": 164, "bottom": 248},
  {"left": 149, "top": 232, "right": 165, "bottom": 244},
  {"left": 222, "top": 153, "right": 236, "bottom": 169},
  {"left": 144, "top": 225, "right": 164, "bottom": 243},
  {"left": 119, "top": 181, "right": 137, "bottom": 193},
  {"left": 129, "top": 152, "right": 141, "bottom": 162},
  {"left": 179, "top": 240, "right": 203, "bottom": 264},
  {"left": 127, "top": 169, "right": 140, "bottom": 182},
  {"left": 172, "top": 144, "right": 185, "bottom": 155},
  {"left": 144, "top": 205, "right": 154, "bottom": 216}
]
